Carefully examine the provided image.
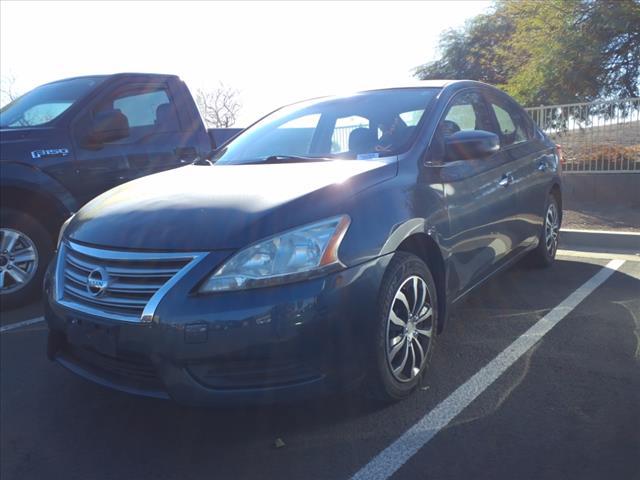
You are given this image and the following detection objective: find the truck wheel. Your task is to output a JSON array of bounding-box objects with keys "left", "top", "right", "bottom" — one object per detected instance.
[
  {"left": 527, "top": 194, "right": 561, "bottom": 268},
  {"left": 366, "top": 252, "right": 438, "bottom": 403},
  {"left": 0, "top": 209, "right": 53, "bottom": 309}
]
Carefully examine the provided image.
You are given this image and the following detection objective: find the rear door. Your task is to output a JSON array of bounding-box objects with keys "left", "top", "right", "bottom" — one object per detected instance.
[
  {"left": 483, "top": 91, "right": 550, "bottom": 249},
  {"left": 69, "top": 81, "right": 197, "bottom": 206},
  {"left": 438, "top": 89, "right": 521, "bottom": 298}
]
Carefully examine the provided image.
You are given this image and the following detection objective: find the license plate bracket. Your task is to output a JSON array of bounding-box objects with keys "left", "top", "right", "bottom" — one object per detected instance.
[{"left": 67, "top": 319, "right": 118, "bottom": 357}]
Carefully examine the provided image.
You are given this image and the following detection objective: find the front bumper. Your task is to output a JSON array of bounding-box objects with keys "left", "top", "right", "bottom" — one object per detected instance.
[{"left": 44, "top": 253, "right": 390, "bottom": 406}]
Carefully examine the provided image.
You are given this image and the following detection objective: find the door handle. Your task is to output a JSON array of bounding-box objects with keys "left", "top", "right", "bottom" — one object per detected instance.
[{"left": 499, "top": 174, "right": 514, "bottom": 187}]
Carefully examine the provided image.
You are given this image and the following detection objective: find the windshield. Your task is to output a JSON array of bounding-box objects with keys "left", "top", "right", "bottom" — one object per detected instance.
[
  {"left": 0, "top": 76, "right": 105, "bottom": 128},
  {"left": 214, "top": 88, "right": 439, "bottom": 165}
]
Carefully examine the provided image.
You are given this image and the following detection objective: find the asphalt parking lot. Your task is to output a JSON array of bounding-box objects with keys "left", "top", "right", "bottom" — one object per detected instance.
[{"left": 1, "top": 252, "right": 639, "bottom": 480}]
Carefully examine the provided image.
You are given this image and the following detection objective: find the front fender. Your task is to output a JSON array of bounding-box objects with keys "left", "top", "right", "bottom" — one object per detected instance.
[{"left": 1, "top": 161, "right": 77, "bottom": 217}]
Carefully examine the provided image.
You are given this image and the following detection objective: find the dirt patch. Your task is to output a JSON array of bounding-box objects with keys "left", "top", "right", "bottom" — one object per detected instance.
[{"left": 563, "top": 202, "right": 640, "bottom": 232}]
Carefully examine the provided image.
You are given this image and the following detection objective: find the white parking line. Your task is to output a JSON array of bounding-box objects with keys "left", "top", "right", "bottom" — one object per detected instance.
[
  {"left": 351, "top": 259, "right": 625, "bottom": 480},
  {"left": 0, "top": 316, "right": 45, "bottom": 333},
  {"left": 557, "top": 249, "right": 640, "bottom": 262}
]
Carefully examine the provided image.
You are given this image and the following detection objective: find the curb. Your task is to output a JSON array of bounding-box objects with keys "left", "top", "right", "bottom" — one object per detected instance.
[{"left": 560, "top": 228, "right": 640, "bottom": 255}]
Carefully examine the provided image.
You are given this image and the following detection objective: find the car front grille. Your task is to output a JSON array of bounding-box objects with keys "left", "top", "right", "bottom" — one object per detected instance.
[{"left": 56, "top": 241, "right": 205, "bottom": 322}]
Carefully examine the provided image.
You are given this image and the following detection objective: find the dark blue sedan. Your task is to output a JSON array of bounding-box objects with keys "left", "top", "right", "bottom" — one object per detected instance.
[{"left": 44, "top": 81, "right": 562, "bottom": 405}]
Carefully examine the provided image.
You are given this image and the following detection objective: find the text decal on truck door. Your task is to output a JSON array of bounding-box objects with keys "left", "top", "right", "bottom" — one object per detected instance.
[{"left": 31, "top": 148, "right": 70, "bottom": 159}]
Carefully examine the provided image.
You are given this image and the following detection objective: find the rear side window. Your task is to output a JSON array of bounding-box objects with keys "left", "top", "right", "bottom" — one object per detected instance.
[{"left": 488, "top": 97, "right": 531, "bottom": 147}]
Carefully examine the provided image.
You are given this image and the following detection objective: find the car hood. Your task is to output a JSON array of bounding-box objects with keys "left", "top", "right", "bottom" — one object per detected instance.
[{"left": 68, "top": 159, "right": 397, "bottom": 251}]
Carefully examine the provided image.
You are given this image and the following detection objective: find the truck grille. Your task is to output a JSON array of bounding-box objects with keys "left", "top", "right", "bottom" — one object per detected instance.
[{"left": 56, "top": 241, "right": 205, "bottom": 322}]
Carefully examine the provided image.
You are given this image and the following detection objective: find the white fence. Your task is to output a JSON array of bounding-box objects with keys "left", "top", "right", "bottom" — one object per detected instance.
[{"left": 525, "top": 98, "right": 640, "bottom": 173}]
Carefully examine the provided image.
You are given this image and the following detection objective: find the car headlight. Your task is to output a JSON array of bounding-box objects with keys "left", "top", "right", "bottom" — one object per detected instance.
[
  {"left": 199, "top": 215, "right": 351, "bottom": 293},
  {"left": 57, "top": 215, "right": 74, "bottom": 247}
]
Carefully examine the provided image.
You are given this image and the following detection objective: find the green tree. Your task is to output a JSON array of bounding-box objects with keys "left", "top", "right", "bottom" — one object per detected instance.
[{"left": 415, "top": 0, "right": 640, "bottom": 106}]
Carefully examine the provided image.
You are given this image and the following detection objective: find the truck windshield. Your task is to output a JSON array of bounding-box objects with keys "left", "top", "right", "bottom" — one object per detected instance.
[
  {"left": 213, "top": 88, "right": 439, "bottom": 165},
  {"left": 0, "top": 76, "right": 105, "bottom": 128}
]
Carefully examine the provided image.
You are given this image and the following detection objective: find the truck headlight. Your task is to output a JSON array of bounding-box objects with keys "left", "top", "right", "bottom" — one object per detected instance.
[{"left": 199, "top": 215, "right": 351, "bottom": 292}]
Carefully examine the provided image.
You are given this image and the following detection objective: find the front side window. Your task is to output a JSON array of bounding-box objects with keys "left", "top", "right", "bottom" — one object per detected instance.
[
  {"left": 0, "top": 76, "right": 104, "bottom": 128},
  {"left": 440, "top": 91, "right": 493, "bottom": 135},
  {"left": 428, "top": 90, "right": 495, "bottom": 162},
  {"left": 92, "top": 86, "right": 179, "bottom": 143},
  {"left": 112, "top": 90, "right": 174, "bottom": 128},
  {"left": 214, "top": 88, "right": 439, "bottom": 165}
]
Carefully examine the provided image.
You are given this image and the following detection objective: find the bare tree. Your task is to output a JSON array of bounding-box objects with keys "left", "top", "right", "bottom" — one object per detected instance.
[
  {"left": 0, "top": 74, "right": 20, "bottom": 107},
  {"left": 195, "top": 83, "right": 241, "bottom": 128}
]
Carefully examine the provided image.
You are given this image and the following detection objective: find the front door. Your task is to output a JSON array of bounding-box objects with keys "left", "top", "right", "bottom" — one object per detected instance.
[
  {"left": 438, "top": 89, "right": 521, "bottom": 298},
  {"left": 69, "top": 82, "right": 194, "bottom": 207}
]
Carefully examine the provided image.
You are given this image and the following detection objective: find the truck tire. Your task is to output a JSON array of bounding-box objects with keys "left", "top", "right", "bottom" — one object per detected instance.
[{"left": 0, "top": 209, "right": 53, "bottom": 309}]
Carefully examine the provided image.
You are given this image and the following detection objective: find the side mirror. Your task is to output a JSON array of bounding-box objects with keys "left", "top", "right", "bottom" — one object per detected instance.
[
  {"left": 87, "top": 110, "right": 130, "bottom": 145},
  {"left": 445, "top": 130, "right": 499, "bottom": 161}
]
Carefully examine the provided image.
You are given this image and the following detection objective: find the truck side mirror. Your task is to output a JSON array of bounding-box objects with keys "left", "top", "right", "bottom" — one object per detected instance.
[
  {"left": 445, "top": 130, "right": 499, "bottom": 161},
  {"left": 88, "top": 110, "right": 130, "bottom": 145}
]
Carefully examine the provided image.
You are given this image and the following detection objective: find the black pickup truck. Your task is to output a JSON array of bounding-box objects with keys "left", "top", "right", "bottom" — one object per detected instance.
[{"left": 0, "top": 73, "right": 242, "bottom": 307}]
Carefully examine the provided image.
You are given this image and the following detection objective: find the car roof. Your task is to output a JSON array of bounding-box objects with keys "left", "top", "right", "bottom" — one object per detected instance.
[
  {"left": 354, "top": 79, "right": 494, "bottom": 94},
  {"left": 40, "top": 72, "right": 179, "bottom": 87},
  {"left": 291, "top": 80, "right": 495, "bottom": 106},
  {"left": 355, "top": 80, "right": 452, "bottom": 91},
  {"left": 260, "top": 79, "right": 500, "bottom": 120}
]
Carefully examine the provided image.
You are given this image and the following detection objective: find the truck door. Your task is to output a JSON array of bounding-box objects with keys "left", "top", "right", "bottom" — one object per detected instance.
[{"left": 69, "top": 81, "right": 196, "bottom": 207}]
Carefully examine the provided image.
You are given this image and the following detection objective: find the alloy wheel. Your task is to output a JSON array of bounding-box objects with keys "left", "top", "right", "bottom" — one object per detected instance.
[
  {"left": 0, "top": 228, "right": 39, "bottom": 294},
  {"left": 544, "top": 203, "right": 559, "bottom": 257},
  {"left": 386, "top": 275, "right": 434, "bottom": 383}
]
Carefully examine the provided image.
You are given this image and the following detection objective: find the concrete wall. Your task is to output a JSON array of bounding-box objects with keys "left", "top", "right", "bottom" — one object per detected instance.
[{"left": 562, "top": 172, "right": 640, "bottom": 208}]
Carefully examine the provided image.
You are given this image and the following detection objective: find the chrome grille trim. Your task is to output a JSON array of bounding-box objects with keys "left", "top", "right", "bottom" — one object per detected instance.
[{"left": 54, "top": 241, "right": 207, "bottom": 323}]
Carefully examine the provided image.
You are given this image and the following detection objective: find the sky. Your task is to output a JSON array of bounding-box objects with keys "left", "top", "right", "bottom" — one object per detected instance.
[{"left": 0, "top": 1, "right": 492, "bottom": 125}]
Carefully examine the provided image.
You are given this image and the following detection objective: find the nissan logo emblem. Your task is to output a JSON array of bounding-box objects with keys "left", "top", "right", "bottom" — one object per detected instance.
[{"left": 87, "top": 267, "right": 109, "bottom": 297}]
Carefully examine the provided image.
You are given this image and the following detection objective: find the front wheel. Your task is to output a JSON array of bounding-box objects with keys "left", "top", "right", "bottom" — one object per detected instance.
[
  {"left": 366, "top": 252, "right": 438, "bottom": 403},
  {"left": 0, "top": 210, "right": 53, "bottom": 309}
]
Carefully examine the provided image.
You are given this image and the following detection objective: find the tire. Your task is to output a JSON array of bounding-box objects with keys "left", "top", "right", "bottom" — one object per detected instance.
[
  {"left": 0, "top": 209, "right": 53, "bottom": 309},
  {"left": 366, "top": 252, "right": 438, "bottom": 403},
  {"left": 528, "top": 194, "right": 561, "bottom": 268}
]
